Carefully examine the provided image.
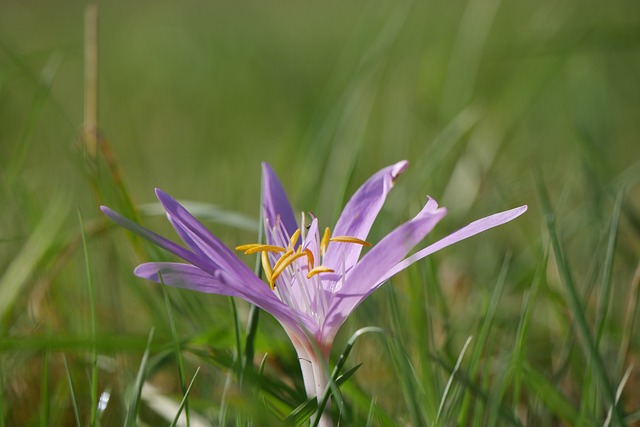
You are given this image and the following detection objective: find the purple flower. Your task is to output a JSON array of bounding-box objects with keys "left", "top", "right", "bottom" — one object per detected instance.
[{"left": 101, "top": 161, "right": 526, "bottom": 422}]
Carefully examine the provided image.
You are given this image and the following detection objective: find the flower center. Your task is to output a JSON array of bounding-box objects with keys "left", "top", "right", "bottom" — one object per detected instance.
[{"left": 236, "top": 226, "right": 371, "bottom": 290}]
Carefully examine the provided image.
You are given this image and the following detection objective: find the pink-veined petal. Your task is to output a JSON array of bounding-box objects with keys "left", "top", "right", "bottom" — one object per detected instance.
[
  {"left": 323, "top": 160, "right": 408, "bottom": 273},
  {"left": 322, "top": 196, "right": 447, "bottom": 338}
]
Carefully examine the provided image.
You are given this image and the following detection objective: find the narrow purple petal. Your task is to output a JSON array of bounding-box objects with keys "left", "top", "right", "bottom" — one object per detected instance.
[
  {"left": 322, "top": 197, "right": 447, "bottom": 338},
  {"left": 323, "top": 160, "right": 408, "bottom": 273},
  {"left": 101, "top": 206, "right": 198, "bottom": 265},
  {"left": 135, "top": 262, "right": 238, "bottom": 295},
  {"left": 155, "top": 189, "right": 258, "bottom": 283},
  {"left": 136, "top": 262, "right": 318, "bottom": 335},
  {"left": 262, "top": 163, "right": 298, "bottom": 243},
  {"left": 381, "top": 205, "right": 528, "bottom": 282}
]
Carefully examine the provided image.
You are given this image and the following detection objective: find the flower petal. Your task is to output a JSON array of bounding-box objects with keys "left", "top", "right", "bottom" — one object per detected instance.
[
  {"left": 323, "top": 160, "right": 408, "bottom": 273},
  {"left": 381, "top": 204, "right": 528, "bottom": 282},
  {"left": 155, "top": 189, "right": 258, "bottom": 283},
  {"left": 135, "top": 262, "right": 237, "bottom": 295},
  {"left": 262, "top": 163, "right": 298, "bottom": 244},
  {"left": 136, "top": 262, "right": 318, "bottom": 335},
  {"left": 322, "top": 197, "right": 447, "bottom": 337},
  {"left": 101, "top": 206, "right": 199, "bottom": 266}
]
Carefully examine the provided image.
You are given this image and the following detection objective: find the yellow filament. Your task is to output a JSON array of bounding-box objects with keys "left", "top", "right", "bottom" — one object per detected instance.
[
  {"left": 270, "top": 251, "right": 307, "bottom": 284},
  {"left": 303, "top": 248, "right": 315, "bottom": 270},
  {"left": 272, "top": 249, "right": 294, "bottom": 273},
  {"left": 320, "top": 227, "right": 331, "bottom": 256},
  {"left": 289, "top": 228, "right": 301, "bottom": 249},
  {"left": 235, "top": 243, "right": 260, "bottom": 251},
  {"left": 329, "top": 236, "right": 371, "bottom": 247},
  {"left": 307, "top": 266, "right": 334, "bottom": 279},
  {"left": 241, "top": 244, "right": 286, "bottom": 255},
  {"left": 261, "top": 251, "right": 274, "bottom": 288},
  {"left": 238, "top": 226, "right": 371, "bottom": 290}
]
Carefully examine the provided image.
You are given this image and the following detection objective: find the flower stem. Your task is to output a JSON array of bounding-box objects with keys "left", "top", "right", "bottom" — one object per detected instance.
[{"left": 291, "top": 337, "right": 332, "bottom": 427}]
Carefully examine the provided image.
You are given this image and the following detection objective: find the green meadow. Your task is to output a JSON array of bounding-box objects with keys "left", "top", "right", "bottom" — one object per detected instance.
[{"left": 1, "top": 1, "right": 639, "bottom": 425}]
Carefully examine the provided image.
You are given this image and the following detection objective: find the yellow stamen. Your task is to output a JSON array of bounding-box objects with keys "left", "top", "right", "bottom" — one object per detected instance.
[
  {"left": 261, "top": 251, "right": 273, "bottom": 288},
  {"left": 307, "top": 266, "right": 334, "bottom": 279},
  {"left": 289, "top": 228, "right": 301, "bottom": 249},
  {"left": 303, "top": 248, "right": 315, "bottom": 270},
  {"left": 320, "top": 227, "right": 331, "bottom": 256},
  {"left": 237, "top": 225, "right": 372, "bottom": 290},
  {"left": 241, "top": 244, "right": 286, "bottom": 255},
  {"left": 235, "top": 243, "right": 260, "bottom": 251},
  {"left": 271, "top": 251, "right": 307, "bottom": 284},
  {"left": 272, "top": 249, "right": 294, "bottom": 273},
  {"left": 329, "top": 236, "right": 371, "bottom": 247}
]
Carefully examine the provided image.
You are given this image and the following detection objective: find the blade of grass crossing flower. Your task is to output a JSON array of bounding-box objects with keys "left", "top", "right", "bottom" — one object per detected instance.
[
  {"left": 286, "top": 365, "right": 368, "bottom": 427},
  {"left": 62, "top": 355, "right": 82, "bottom": 427},
  {"left": 286, "top": 397, "right": 317, "bottom": 426},
  {"left": 78, "top": 210, "right": 99, "bottom": 427},
  {"left": 312, "top": 327, "right": 387, "bottom": 427},
  {"left": 160, "top": 278, "right": 190, "bottom": 427},
  {"left": 435, "top": 336, "right": 472, "bottom": 426},
  {"left": 169, "top": 367, "right": 201, "bottom": 427},
  {"left": 124, "top": 328, "right": 155, "bottom": 427},
  {"left": 535, "top": 169, "right": 624, "bottom": 425},
  {"left": 595, "top": 192, "right": 622, "bottom": 347},
  {"left": 458, "top": 255, "right": 510, "bottom": 425}
]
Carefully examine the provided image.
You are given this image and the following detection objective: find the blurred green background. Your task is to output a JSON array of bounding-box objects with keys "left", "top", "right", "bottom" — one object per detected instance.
[{"left": 1, "top": 0, "right": 639, "bottom": 425}]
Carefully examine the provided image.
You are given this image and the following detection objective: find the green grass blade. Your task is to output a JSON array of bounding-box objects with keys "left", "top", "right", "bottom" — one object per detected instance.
[
  {"left": 160, "top": 278, "right": 190, "bottom": 427},
  {"left": 604, "top": 364, "right": 633, "bottom": 427},
  {"left": 534, "top": 169, "right": 624, "bottom": 424},
  {"left": 169, "top": 367, "right": 201, "bottom": 427},
  {"left": 5, "top": 53, "right": 61, "bottom": 188},
  {"left": 62, "top": 355, "right": 82, "bottom": 427},
  {"left": 124, "top": 328, "right": 155, "bottom": 427},
  {"left": 458, "top": 254, "right": 511, "bottom": 424},
  {"left": 0, "top": 196, "right": 67, "bottom": 319},
  {"left": 511, "top": 251, "right": 546, "bottom": 415},
  {"left": 521, "top": 363, "right": 579, "bottom": 424},
  {"left": 40, "top": 343, "right": 50, "bottom": 427},
  {"left": 595, "top": 192, "right": 623, "bottom": 347},
  {"left": 78, "top": 210, "right": 99, "bottom": 426},
  {"left": 0, "top": 357, "right": 4, "bottom": 427},
  {"left": 311, "top": 327, "right": 387, "bottom": 427},
  {"left": 435, "top": 336, "right": 473, "bottom": 426}
]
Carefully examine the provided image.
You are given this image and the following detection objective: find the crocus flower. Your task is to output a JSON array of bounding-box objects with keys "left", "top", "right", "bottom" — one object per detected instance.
[{"left": 101, "top": 161, "right": 526, "bottom": 426}]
